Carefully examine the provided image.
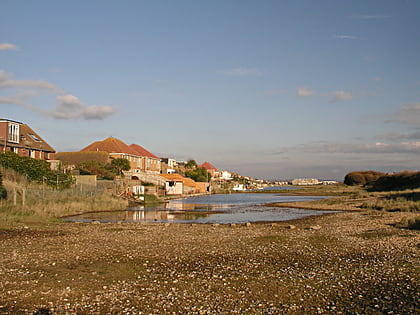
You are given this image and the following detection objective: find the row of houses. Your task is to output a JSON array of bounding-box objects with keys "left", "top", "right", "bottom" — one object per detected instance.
[{"left": 0, "top": 118, "right": 227, "bottom": 195}]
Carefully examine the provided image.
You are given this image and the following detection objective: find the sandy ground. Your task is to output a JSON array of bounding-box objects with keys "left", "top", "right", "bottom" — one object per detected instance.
[{"left": 0, "top": 210, "right": 419, "bottom": 314}]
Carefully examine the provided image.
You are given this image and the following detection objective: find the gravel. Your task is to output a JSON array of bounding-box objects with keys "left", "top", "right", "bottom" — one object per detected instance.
[{"left": 0, "top": 210, "right": 419, "bottom": 314}]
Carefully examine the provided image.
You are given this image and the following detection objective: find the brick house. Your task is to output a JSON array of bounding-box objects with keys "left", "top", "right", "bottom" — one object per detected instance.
[
  {"left": 80, "top": 137, "right": 161, "bottom": 174},
  {"left": 0, "top": 118, "right": 57, "bottom": 166}
]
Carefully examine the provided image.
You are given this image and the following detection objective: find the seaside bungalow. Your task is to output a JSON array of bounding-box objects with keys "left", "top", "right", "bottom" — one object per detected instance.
[{"left": 0, "top": 118, "right": 58, "bottom": 169}]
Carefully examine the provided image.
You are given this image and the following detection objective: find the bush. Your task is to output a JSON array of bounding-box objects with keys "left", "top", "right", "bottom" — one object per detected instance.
[
  {"left": 344, "top": 171, "right": 385, "bottom": 186},
  {"left": 0, "top": 151, "right": 72, "bottom": 189},
  {"left": 368, "top": 171, "right": 420, "bottom": 191}
]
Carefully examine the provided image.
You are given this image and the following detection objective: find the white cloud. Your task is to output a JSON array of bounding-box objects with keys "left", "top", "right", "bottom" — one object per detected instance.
[
  {"left": 219, "top": 67, "right": 262, "bottom": 76},
  {"left": 387, "top": 103, "right": 420, "bottom": 126},
  {"left": 0, "top": 69, "right": 118, "bottom": 120},
  {"left": 296, "top": 87, "right": 315, "bottom": 97},
  {"left": 329, "top": 91, "right": 353, "bottom": 103},
  {"left": 50, "top": 94, "right": 118, "bottom": 120},
  {"left": 333, "top": 34, "right": 359, "bottom": 40},
  {"left": 0, "top": 43, "right": 18, "bottom": 51}
]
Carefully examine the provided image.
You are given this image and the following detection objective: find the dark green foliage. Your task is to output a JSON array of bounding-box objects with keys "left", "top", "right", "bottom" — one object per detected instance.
[
  {"left": 0, "top": 151, "right": 72, "bottom": 189},
  {"left": 79, "top": 160, "right": 115, "bottom": 180},
  {"left": 185, "top": 167, "right": 211, "bottom": 182},
  {"left": 344, "top": 171, "right": 385, "bottom": 186},
  {"left": 185, "top": 159, "right": 197, "bottom": 169},
  {"left": 109, "top": 158, "right": 130, "bottom": 175},
  {"left": 368, "top": 171, "right": 420, "bottom": 192}
]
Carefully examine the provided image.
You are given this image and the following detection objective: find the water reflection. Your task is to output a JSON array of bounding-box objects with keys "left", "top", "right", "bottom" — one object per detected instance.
[{"left": 62, "top": 193, "right": 336, "bottom": 224}]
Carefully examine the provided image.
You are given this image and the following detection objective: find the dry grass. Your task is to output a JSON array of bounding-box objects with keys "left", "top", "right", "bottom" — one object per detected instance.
[{"left": 0, "top": 179, "right": 128, "bottom": 228}]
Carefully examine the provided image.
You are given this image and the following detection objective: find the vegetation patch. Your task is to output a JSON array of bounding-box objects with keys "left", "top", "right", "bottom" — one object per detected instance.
[{"left": 357, "top": 229, "right": 400, "bottom": 240}]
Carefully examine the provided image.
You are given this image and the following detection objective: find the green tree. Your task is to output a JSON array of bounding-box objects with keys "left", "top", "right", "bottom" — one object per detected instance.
[
  {"left": 79, "top": 160, "right": 115, "bottom": 180},
  {"left": 185, "top": 167, "right": 211, "bottom": 182},
  {"left": 109, "top": 158, "right": 130, "bottom": 175},
  {"left": 185, "top": 159, "right": 197, "bottom": 169}
]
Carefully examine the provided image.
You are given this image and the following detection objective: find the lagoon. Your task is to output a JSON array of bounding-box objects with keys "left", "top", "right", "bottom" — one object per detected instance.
[{"left": 63, "top": 193, "right": 337, "bottom": 224}]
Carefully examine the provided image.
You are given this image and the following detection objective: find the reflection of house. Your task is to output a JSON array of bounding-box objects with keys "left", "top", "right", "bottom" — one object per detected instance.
[{"left": 0, "top": 118, "right": 57, "bottom": 169}]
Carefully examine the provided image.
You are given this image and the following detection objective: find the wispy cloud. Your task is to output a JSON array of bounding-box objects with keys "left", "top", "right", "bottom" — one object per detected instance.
[
  {"left": 0, "top": 43, "right": 18, "bottom": 51},
  {"left": 386, "top": 103, "right": 420, "bottom": 126},
  {"left": 296, "top": 87, "right": 315, "bottom": 97},
  {"left": 329, "top": 91, "right": 353, "bottom": 103},
  {"left": 333, "top": 34, "right": 360, "bottom": 40},
  {"left": 286, "top": 141, "right": 420, "bottom": 155},
  {"left": 352, "top": 15, "right": 391, "bottom": 20},
  {"left": 0, "top": 69, "right": 64, "bottom": 93},
  {"left": 266, "top": 89, "right": 288, "bottom": 95},
  {"left": 378, "top": 131, "right": 420, "bottom": 141},
  {"left": 0, "top": 69, "right": 119, "bottom": 120},
  {"left": 218, "top": 67, "right": 262, "bottom": 77}
]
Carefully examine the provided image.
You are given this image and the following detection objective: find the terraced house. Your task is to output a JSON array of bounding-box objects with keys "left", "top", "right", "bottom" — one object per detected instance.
[{"left": 0, "top": 118, "right": 56, "bottom": 166}]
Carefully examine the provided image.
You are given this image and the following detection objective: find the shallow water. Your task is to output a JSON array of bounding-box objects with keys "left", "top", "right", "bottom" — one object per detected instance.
[{"left": 63, "top": 193, "right": 338, "bottom": 224}]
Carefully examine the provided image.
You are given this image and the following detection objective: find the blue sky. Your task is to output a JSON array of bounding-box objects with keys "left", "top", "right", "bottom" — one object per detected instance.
[{"left": 1, "top": 0, "right": 419, "bottom": 180}]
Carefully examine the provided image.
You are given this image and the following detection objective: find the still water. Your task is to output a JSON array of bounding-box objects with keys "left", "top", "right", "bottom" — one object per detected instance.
[{"left": 63, "top": 193, "right": 337, "bottom": 224}]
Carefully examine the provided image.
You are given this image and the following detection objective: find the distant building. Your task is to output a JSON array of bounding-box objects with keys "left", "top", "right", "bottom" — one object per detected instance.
[
  {"left": 0, "top": 118, "right": 57, "bottom": 169},
  {"left": 199, "top": 161, "right": 220, "bottom": 178},
  {"left": 291, "top": 178, "right": 321, "bottom": 186}
]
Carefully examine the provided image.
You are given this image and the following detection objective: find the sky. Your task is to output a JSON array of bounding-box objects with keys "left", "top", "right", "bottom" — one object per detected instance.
[{"left": 1, "top": 0, "right": 419, "bottom": 180}]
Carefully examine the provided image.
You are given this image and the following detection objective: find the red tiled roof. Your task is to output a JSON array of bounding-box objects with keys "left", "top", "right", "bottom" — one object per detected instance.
[
  {"left": 129, "top": 144, "right": 159, "bottom": 159},
  {"left": 199, "top": 162, "right": 218, "bottom": 171},
  {"left": 80, "top": 137, "right": 138, "bottom": 155}
]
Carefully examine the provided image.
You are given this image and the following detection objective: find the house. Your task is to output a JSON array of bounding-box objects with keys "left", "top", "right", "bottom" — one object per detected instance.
[
  {"left": 0, "top": 118, "right": 57, "bottom": 169},
  {"left": 129, "top": 144, "right": 161, "bottom": 174},
  {"left": 80, "top": 137, "right": 142, "bottom": 169},
  {"left": 79, "top": 137, "right": 161, "bottom": 174},
  {"left": 161, "top": 158, "right": 177, "bottom": 174},
  {"left": 160, "top": 173, "right": 209, "bottom": 195},
  {"left": 199, "top": 161, "right": 220, "bottom": 178}
]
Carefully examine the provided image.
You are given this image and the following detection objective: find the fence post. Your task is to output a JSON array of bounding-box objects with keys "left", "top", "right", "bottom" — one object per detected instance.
[
  {"left": 22, "top": 188, "right": 25, "bottom": 206},
  {"left": 13, "top": 187, "right": 16, "bottom": 206}
]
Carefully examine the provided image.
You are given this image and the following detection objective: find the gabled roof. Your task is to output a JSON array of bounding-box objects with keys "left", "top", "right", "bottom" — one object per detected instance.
[
  {"left": 80, "top": 137, "right": 138, "bottom": 155},
  {"left": 199, "top": 162, "right": 218, "bottom": 171},
  {"left": 20, "top": 124, "right": 55, "bottom": 152},
  {"left": 0, "top": 119, "right": 55, "bottom": 152},
  {"left": 129, "top": 144, "right": 159, "bottom": 159}
]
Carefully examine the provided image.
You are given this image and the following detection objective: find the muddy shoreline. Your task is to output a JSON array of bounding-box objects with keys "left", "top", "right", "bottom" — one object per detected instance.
[{"left": 0, "top": 210, "right": 419, "bottom": 314}]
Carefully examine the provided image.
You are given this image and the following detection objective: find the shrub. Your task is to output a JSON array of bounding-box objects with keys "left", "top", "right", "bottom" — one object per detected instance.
[
  {"left": 368, "top": 171, "right": 420, "bottom": 191},
  {"left": 0, "top": 151, "right": 72, "bottom": 189},
  {"left": 344, "top": 171, "right": 385, "bottom": 186}
]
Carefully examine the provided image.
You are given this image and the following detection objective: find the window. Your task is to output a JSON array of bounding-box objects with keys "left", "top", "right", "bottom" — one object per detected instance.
[
  {"left": 8, "top": 123, "right": 20, "bottom": 143},
  {"left": 28, "top": 133, "right": 41, "bottom": 142}
]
